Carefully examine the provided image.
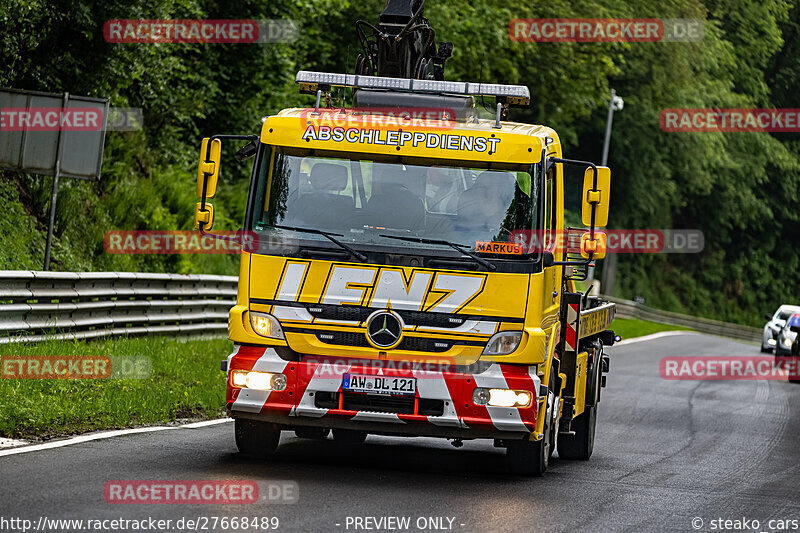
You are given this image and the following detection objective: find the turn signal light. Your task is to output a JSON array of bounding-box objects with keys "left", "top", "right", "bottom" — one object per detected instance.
[{"left": 249, "top": 312, "right": 285, "bottom": 339}]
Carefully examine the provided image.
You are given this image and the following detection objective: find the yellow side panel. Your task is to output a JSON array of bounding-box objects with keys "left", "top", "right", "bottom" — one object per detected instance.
[{"left": 573, "top": 351, "right": 589, "bottom": 418}]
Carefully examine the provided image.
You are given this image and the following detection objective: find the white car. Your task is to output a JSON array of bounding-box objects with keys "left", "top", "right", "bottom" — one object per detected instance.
[{"left": 762, "top": 305, "right": 800, "bottom": 353}]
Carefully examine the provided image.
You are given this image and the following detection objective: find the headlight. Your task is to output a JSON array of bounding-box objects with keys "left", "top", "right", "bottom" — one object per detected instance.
[
  {"left": 249, "top": 312, "right": 285, "bottom": 339},
  {"left": 767, "top": 338, "right": 777, "bottom": 346},
  {"left": 482, "top": 331, "right": 523, "bottom": 355},
  {"left": 783, "top": 337, "right": 793, "bottom": 347},
  {"left": 230, "top": 370, "right": 287, "bottom": 391},
  {"left": 473, "top": 387, "right": 533, "bottom": 408}
]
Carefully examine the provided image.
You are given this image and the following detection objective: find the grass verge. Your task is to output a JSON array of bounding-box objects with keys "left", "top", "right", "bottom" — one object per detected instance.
[
  {"left": 612, "top": 318, "right": 692, "bottom": 340},
  {"left": 0, "top": 335, "right": 232, "bottom": 439}
]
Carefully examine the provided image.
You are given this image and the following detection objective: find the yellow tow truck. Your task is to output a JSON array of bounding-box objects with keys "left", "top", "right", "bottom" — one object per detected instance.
[{"left": 195, "top": 0, "right": 616, "bottom": 475}]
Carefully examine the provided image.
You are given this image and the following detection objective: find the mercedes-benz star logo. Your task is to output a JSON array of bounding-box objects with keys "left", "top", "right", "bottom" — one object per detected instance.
[{"left": 366, "top": 310, "right": 403, "bottom": 349}]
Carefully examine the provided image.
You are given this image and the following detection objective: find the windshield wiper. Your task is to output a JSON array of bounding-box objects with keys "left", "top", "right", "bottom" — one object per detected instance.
[
  {"left": 379, "top": 234, "right": 496, "bottom": 271},
  {"left": 273, "top": 225, "right": 368, "bottom": 262}
]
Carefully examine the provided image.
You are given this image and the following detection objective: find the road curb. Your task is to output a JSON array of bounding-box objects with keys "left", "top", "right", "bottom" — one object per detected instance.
[{"left": 0, "top": 418, "right": 233, "bottom": 458}]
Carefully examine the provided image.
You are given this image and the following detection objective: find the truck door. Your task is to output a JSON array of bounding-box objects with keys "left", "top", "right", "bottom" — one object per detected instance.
[{"left": 541, "top": 160, "right": 562, "bottom": 316}]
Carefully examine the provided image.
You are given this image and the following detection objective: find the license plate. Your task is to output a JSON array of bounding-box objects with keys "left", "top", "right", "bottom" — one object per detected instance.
[{"left": 342, "top": 374, "right": 416, "bottom": 396}]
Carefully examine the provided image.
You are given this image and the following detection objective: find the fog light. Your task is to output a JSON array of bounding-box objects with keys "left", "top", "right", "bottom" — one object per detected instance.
[
  {"left": 473, "top": 387, "right": 532, "bottom": 408},
  {"left": 489, "top": 388, "right": 533, "bottom": 408},
  {"left": 767, "top": 338, "right": 777, "bottom": 346},
  {"left": 230, "top": 370, "right": 287, "bottom": 391},
  {"left": 246, "top": 371, "right": 271, "bottom": 390},
  {"left": 231, "top": 370, "right": 248, "bottom": 388}
]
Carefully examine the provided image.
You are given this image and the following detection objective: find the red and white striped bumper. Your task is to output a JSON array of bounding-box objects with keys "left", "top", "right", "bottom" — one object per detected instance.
[{"left": 226, "top": 345, "right": 542, "bottom": 440}]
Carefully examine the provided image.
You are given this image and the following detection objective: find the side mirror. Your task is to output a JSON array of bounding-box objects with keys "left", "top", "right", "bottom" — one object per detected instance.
[
  {"left": 195, "top": 137, "right": 221, "bottom": 231},
  {"left": 197, "top": 137, "right": 222, "bottom": 200},
  {"left": 765, "top": 313, "right": 773, "bottom": 320},
  {"left": 580, "top": 231, "right": 607, "bottom": 259},
  {"left": 581, "top": 166, "right": 611, "bottom": 228}
]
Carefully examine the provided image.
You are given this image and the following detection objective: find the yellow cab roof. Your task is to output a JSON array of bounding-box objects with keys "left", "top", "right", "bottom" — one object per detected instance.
[{"left": 260, "top": 107, "right": 557, "bottom": 165}]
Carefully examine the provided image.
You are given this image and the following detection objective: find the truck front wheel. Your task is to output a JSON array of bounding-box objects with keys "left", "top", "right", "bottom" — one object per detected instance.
[
  {"left": 235, "top": 419, "right": 281, "bottom": 458},
  {"left": 506, "top": 383, "right": 554, "bottom": 476},
  {"left": 506, "top": 434, "right": 549, "bottom": 477},
  {"left": 557, "top": 404, "right": 597, "bottom": 460}
]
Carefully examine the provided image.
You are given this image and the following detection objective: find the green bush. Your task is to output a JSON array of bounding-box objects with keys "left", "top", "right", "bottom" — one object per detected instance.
[{"left": 1, "top": 0, "right": 798, "bottom": 325}]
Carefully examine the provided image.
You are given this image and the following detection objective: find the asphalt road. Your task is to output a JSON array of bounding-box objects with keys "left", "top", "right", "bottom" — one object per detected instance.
[{"left": 1, "top": 332, "right": 799, "bottom": 533}]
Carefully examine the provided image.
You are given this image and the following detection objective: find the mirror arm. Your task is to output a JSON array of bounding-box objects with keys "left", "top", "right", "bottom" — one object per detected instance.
[
  {"left": 549, "top": 156, "right": 600, "bottom": 241},
  {"left": 551, "top": 258, "right": 592, "bottom": 266},
  {"left": 199, "top": 228, "right": 248, "bottom": 246},
  {"left": 544, "top": 155, "right": 601, "bottom": 263}
]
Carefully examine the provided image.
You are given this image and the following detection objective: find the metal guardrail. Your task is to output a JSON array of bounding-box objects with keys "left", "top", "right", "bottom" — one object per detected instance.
[
  {"left": 604, "top": 295, "right": 761, "bottom": 343},
  {"left": 0, "top": 271, "right": 761, "bottom": 344},
  {"left": 0, "top": 271, "right": 237, "bottom": 344}
]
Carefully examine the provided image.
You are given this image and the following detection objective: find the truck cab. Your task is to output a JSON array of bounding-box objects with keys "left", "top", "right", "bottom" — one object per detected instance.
[{"left": 196, "top": 71, "right": 615, "bottom": 476}]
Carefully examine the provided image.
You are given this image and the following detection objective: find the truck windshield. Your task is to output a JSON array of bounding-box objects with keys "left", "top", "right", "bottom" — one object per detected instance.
[{"left": 250, "top": 147, "right": 539, "bottom": 259}]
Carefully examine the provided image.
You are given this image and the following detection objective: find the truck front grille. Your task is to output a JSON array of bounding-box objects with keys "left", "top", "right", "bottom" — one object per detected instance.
[
  {"left": 307, "top": 304, "right": 465, "bottom": 328},
  {"left": 315, "top": 331, "right": 457, "bottom": 353}
]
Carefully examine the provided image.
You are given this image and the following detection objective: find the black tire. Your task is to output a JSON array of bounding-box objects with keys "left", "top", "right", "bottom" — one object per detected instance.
[
  {"left": 294, "top": 427, "right": 330, "bottom": 439},
  {"left": 559, "top": 346, "right": 601, "bottom": 460},
  {"left": 235, "top": 419, "right": 281, "bottom": 459},
  {"left": 506, "top": 374, "right": 555, "bottom": 476},
  {"left": 332, "top": 429, "right": 368, "bottom": 445},
  {"left": 506, "top": 435, "right": 549, "bottom": 476},
  {"left": 557, "top": 404, "right": 597, "bottom": 460}
]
